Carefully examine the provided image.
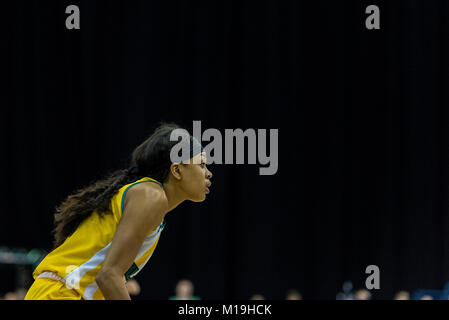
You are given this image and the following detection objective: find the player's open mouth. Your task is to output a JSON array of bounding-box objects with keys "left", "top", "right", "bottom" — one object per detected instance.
[{"left": 205, "top": 187, "right": 210, "bottom": 194}]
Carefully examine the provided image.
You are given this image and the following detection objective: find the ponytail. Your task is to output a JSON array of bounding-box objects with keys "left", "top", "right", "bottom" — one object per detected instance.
[{"left": 52, "top": 169, "right": 132, "bottom": 248}]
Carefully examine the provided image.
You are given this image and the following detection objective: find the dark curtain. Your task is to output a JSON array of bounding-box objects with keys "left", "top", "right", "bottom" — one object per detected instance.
[{"left": 1, "top": 0, "right": 449, "bottom": 299}]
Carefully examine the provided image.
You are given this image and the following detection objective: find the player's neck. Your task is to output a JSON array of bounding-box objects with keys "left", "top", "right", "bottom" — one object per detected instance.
[{"left": 162, "top": 180, "right": 186, "bottom": 213}]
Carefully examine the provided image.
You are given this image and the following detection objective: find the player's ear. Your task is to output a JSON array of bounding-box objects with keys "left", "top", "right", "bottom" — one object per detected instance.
[{"left": 170, "top": 163, "right": 182, "bottom": 180}]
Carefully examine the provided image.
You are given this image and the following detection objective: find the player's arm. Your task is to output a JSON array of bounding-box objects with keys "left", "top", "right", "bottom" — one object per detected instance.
[{"left": 96, "top": 184, "right": 167, "bottom": 300}]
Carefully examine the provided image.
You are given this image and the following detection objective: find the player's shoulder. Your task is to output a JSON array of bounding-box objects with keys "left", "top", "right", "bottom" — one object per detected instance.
[{"left": 124, "top": 179, "right": 168, "bottom": 212}]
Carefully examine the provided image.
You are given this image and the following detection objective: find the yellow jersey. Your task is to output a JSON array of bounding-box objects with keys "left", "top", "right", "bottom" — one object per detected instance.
[{"left": 32, "top": 177, "right": 165, "bottom": 300}]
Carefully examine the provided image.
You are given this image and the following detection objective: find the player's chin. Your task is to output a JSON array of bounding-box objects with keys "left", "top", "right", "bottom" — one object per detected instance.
[{"left": 191, "top": 192, "right": 207, "bottom": 202}]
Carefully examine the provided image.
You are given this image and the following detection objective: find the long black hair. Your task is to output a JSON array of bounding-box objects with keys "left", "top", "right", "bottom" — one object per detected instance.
[{"left": 52, "top": 122, "right": 183, "bottom": 248}]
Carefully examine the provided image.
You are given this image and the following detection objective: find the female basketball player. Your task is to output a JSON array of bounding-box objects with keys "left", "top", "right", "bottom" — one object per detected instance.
[{"left": 24, "top": 123, "right": 212, "bottom": 300}]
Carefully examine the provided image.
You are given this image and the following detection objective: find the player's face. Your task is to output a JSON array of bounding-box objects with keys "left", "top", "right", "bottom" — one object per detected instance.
[{"left": 180, "top": 152, "right": 212, "bottom": 202}]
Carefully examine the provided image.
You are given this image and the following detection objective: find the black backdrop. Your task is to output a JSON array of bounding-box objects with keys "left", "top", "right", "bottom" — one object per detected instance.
[{"left": 2, "top": 0, "right": 449, "bottom": 300}]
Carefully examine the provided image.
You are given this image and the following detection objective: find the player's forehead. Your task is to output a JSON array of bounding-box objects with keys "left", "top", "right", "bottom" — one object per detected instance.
[{"left": 185, "top": 152, "right": 207, "bottom": 164}]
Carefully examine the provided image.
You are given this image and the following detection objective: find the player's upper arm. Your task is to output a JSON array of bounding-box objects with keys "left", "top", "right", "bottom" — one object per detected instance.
[{"left": 99, "top": 184, "right": 167, "bottom": 278}]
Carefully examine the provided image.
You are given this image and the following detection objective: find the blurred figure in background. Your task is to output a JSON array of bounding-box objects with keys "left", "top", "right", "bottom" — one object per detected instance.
[
  {"left": 1, "top": 288, "right": 27, "bottom": 300},
  {"left": 354, "top": 289, "right": 372, "bottom": 300},
  {"left": 336, "top": 281, "right": 355, "bottom": 300},
  {"left": 169, "top": 279, "right": 201, "bottom": 300},
  {"left": 125, "top": 279, "right": 141, "bottom": 297},
  {"left": 393, "top": 290, "right": 410, "bottom": 300},
  {"left": 285, "top": 289, "right": 302, "bottom": 300},
  {"left": 250, "top": 294, "right": 265, "bottom": 300}
]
